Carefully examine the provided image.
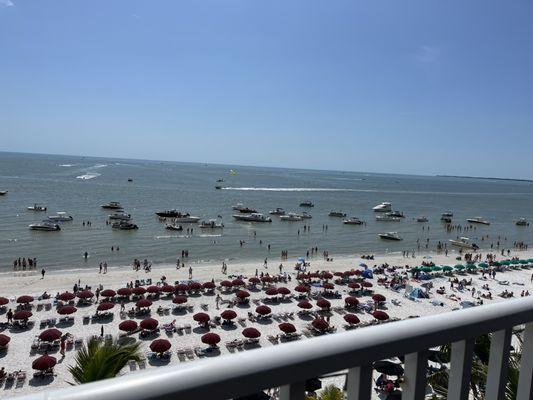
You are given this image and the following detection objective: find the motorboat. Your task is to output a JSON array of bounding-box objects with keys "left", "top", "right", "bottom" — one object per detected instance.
[
  {"left": 108, "top": 212, "right": 131, "bottom": 221},
  {"left": 233, "top": 213, "right": 272, "bottom": 223},
  {"left": 112, "top": 221, "right": 138, "bottom": 230},
  {"left": 215, "top": 186, "right": 222, "bottom": 190},
  {"left": 388, "top": 211, "right": 405, "bottom": 218},
  {"left": 373, "top": 202, "right": 392, "bottom": 212},
  {"left": 343, "top": 217, "right": 363, "bottom": 225},
  {"left": 165, "top": 224, "right": 183, "bottom": 231},
  {"left": 467, "top": 217, "right": 490, "bottom": 225},
  {"left": 441, "top": 216, "right": 452, "bottom": 223},
  {"left": 0, "top": 191, "right": 7, "bottom": 196},
  {"left": 155, "top": 209, "right": 180, "bottom": 218},
  {"left": 232, "top": 203, "right": 246, "bottom": 211},
  {"left": 269, "top": 208, "right": 286, "bottom": 215},
  {"left": 300, "top": 212, "right": 312, "bottom": 219},
  {"left": 378, "top": 232, "right": 402, "bottom": 241},
  {"left": 200, "top": 219, "right": 224, "bottom": 229},
  {"left": 101, "top": 201, "right": 123, "bottom": 210},
  {"left": 280, "top": 213, "right": 303, "bottom": 222},
  {"left": 216, "top": 179, "right": 224, "bottom": 182},
  {"left": 299, "top": 201, "right": 314, "bottom": 208},
  {"left": 516, "top": 218, "right": 529, "bottom": 226},
  {"left": 29, "top": 221, "right": 61, "bottom": 231},
  {"left": 329, "top": 211, "right": 346, "bottom": 217},
  {"left": 238, "top": 207, "right": 258, "bottom": 214},
  {"left": 172, "top": 214, "right": 201, "bottom": 223},
  {"left": 27, "top": 204, "right": 47, "bottom": 212},
  {"left": 48, "top": 212, "right": 73, "bottom": 222},
  {"left": 375, "top": 214, "right": 401, "bottom": 222},
  {"left": 442, "top": 211, "right": 453, "bottom": 217},
  {"left": 416, "top": 216, "right": 429, "bottom": 223},
  {"left": 127, "top": 178, "right": 133, "bottom": 182},
  {"left": 449, "top": 237, "right": 479, "bottom": 250}
]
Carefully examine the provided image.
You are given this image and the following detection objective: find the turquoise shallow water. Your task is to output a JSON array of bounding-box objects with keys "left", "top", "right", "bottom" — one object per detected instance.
[{"left": 0, "top": 152, "right": 532, "bottom": 272}]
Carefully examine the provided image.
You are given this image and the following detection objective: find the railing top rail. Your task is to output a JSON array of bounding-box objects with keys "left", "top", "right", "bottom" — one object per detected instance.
[{"left": 15, "top": 296, "right": 533, "bottom": 400}]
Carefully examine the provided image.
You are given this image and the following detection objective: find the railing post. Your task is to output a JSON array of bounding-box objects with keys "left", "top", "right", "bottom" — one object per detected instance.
[
  {"left": 448, "top": 339, "right": 474, "bottom": 400},
  {"left": 486, "top": 328, "right": 512, "bottom": 400},
  {"left": 403, "top": 351, "right": 428, "bottom": 400},
  {"left": 346, "top": 365, "right": 372, "bottom": 400},
  {"left": 279, "top": 381, "right": 305, "bottom": 400},
  {"left": 517, "top": 323, "right": 533, "bottom": 400}
]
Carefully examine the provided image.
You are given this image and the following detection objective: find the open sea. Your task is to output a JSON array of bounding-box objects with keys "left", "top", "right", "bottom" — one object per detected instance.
[{"left": 1, "top": 152, "right": 532, "bottom": 273}]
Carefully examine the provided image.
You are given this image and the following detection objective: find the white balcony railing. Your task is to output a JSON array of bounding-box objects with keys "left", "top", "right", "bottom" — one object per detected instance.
[{"left": 15, "top": 296, "right": 533, "bottom": 400}]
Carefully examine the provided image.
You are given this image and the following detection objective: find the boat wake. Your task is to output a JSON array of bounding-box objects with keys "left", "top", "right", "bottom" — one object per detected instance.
[
  {"left": 221, "top": 187, "right": 357, "bottom": 192},
  {"left": 76, "top": 173, "right": 100, "bottom": 180},
  {"left": 75, "top": 164, "right": 108, "bottom": 180},
  {"left": 58, "top": 164, "right": 75, "bottom": 167}
]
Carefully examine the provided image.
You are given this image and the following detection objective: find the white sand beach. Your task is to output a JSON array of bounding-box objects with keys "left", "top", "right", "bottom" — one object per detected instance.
[{"left": 1, "top": 248, "right": 533, "bottom": 398}]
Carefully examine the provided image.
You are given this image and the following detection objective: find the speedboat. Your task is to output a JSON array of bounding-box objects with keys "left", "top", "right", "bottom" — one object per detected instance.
[
  {"left": 112, "top": 221, "right": 138, "bottom": 230},
  {"left": 280, "top": 213, "right": 303, "bottom": 221},
  {"left": 442, "top": 211, "right": 453, "bottom": 217},
  {"left": 215, "top": 186, "right": 222, "bottom": 190},
  {"left": 108, "top": 212, "right": 131, "bottom": 220},
  {"left": 127, "top": 178, "right": 133, "bottom": 182},
  {"left": 329, "top": 211, "right": 346, "bottom": 217},
  {"left": 155, "top": 210, "right": 180, "bottom": 218},
  {"left": 388, "top": 211, "right": 405, "bottom": 218},
  {"left": 166, "top": 224, "right": 183, "bottom": 231},
  {"left": 373, "top": 202, "right": 392, "bottom": 212},
  {"left": 299, "top": 201, "right": 314, "bottom": 208},
  {"left": 516, "top": 218, "right": 529, "bottom": 226},
  {"left": 0, "top": 191, "right": 7, "bottom": 196},
  {"left": 173, "top": 214, "right": 201, "bottom": 223},
  {"left": 27, "top": 204, "right": 47, "bottom": 212},
  {"left": 375, "top": 214, "right": 401, "bottom": 222},
  {"left": 467, "top": 217, "right": 490, "bottom": 225},
  {"left": 200, "top": 219, "right": 224, "bottom": 229},
  {"left": 48, "top": 212, "right": 73, "bottom": 222},
  {"left": 441, "top": 216, "right": 452, "bottom": 223},
  {"left": 238, "top": 207, "right": 258, "bottom": 214},
  {"left": 101, "top": 201, "right": 123, "bottom": 210},
  {"left": 300, "top": 212, "right": 312, "bottom": 219},
  {"left": 216, "top": 179, "right": 224, "bottom": 182},
  {"left": 449, "top": 237, "right": 479, "bottom": 250},
  {"left": 233, "top": 213, "right": 272, "bottom": 223},
  {"left": 343, "top": 217, "right": 363, "bottom": 225},
  {"left": 378, "top": 232, "right": 402, "bottom": 241},
  {"left": 232, "top": 203, "right": 245, "bottom": 211},
  {"left": 269, "top": 208, "right": 286, "bottom": 215},
  {"left": 416, "top": 216, "right": 429, "bottom": 223},
  {"left": 29, "top": 221, "right": 61, "bottom": 231}
]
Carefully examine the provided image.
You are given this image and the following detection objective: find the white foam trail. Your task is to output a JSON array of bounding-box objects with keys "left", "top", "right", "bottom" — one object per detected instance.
[
  {"left": 75, "top": 164, "right": 107, "bottom": 180},
  {"left": 76, "top": 173, "right": 100, "bottom": 180},
  {"left": 58, "top": 164, "right": 75, "bottom": 167}
]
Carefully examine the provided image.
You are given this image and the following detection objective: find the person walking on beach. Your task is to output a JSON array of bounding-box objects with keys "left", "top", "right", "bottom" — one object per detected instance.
[
  {"left": 216, "top": 294, "right": 221, "bottom": 310},
  {"left": 41, "top": 268, "right": 46, "bottom": 279},
  {"left": 264, "top": 258, "right": 268, "bottom": 268},
  {"left": 99, "top": 262, "right": 102, "bottom": 274},
  {"left": 60, "top": 337, "right": 66, "bottom": 358},
  {"left": 188, "top": 266, "right": 193, "bottom": 279},
  {"left": 100, "top": 326, "right": 104, "bottom": 337},
  {"left": 6, "top": 309, "right": 13, "bottom": 324},
  {"left": 103, "top": 262, "right": 108, "bottom": 274}
]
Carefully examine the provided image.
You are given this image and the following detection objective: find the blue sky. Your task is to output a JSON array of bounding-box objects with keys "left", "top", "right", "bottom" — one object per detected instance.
[{"left": 1, "top": 1, "right": 532, "bottom": 178}]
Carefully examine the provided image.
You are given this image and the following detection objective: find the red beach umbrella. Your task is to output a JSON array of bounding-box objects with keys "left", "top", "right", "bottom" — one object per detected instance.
[
  {"left": 248, "top": 277, "right": 260, "bottom": 285},
  {"left": 117, "top": 287, "right": 132, "bottom": 296},
  {"left": 39, "top": 328, "right": 62, "bottom": 342},
  {"left": 312, "top": 318, "right": 329, "bottom": 331},
  {"left": 77, "top": 290, "right": 94, "bottom": 299},
  {"left": 58, "top": 292, "right": 76, "bottom": 302},
  {"left": 160, "top": 284, "right": 175, "bottom": 293},
  {"left": 0, "top": 297, "right": 9, "bottom": 306},
  {"left": 345, "top": 296, "right": 359, "bottom": 307},
  {"left": 17, "top": 295, "right": 34, "bottom": 304},
  {"left": 140, "top": 317, "right": 158, "bottom": 330},
  {"left": 261, "top": 276, "right": 273, "bottom": 283},
  {"left": 189, "top": 282, "right": 202, "bottom": 291},
  {"left": 57, "top": 305, "right": 77, "bottom": 315},
  {"left": 323, "top": 283, "right": 334, "bottom": 290},
  {"left": 348, "top": 282, "right": 360, "bottom": 290},
  {"left": 119, "top": 320, "right": 138, "bottom": 332},
  {"left": 344, "top": 314, "right": 360, "bottom": 325},
  {"left": 32, "top": 354, "right": 57, "bottom": 371},
  {"left": 193, "top": 313, "right": 210, "bottom": 324},
  {"left": 221, "top": 310, "right": 237, "bottom": 320},
  {"left": 97, "top": 302, "right": 114, "bottom": 311},
  {"left": 362, "top": 281, "right": 373, "bottom": 288},
  {"left": 136, "top": 299, "right": 152, "bottom": 308},
  {"left": 202, "top": 282, "right": 215, "bottom": 290},
  {"left": 372, "top": 294, "right": 386, "bottom": 303},
  {"left": 100, "top": 289, "right": 116, "bottom": 298},
  {"left": 265, "top": 287, "right": 278, "bottom": 296},
  {"left": 150, "top": 338, "right": 171, "bottom": 354},
  {"left": 295, "top": 285, "right": 310, "bottom": 293},
  {"left": 236, "top": 290, "right": 250, "bottom": 299},
  {"left": 321, "top": 272, "right": 333, "bottom": 280},
  {"left": 0, "top": 334, "right": 10, "bottom": 347},
  {"left": 316, "top": 299, "right": 331, "bottom": 309},
  {"left": 201, "top": 333, "right": 221, "bottom": 346},
  {"left": 277, "top": 287, "right": 291, "bottom": 296},
  {"left": 220, "top": 280, "right": 233, "bottom": 288},
  {"left": 232, "top": 278, "right": 245, "bottom": 287},
  {"left": 372, "top": 310, "right": 389, "bottom": 321},
  {"left": 256, "top": 305, "right": 271, "bottom": 315},
  {"left": 297, "top": 300, "right": 312, "bottom": 309},
  {"left": 146, "top": 286, "right": 160, "bottom": 294},
  {"left": 334, "top": 272, "right": 344, "bottom": 277},
  {"left": 242, "top": 327, "right": 261, "bottom": 339},
  {"left": 175, "top": 283, "right": 189, "bottom": 292},
  {"left": 278, "top": 323, "right": 296, "bottom": 334},
  {"left": 172, "top": 295, "right": 188, "bottom": 304},
  {"left": 131, "top": 287, "right": 146, "bottom": 295},
  {"left": 13, "top": 310, "right": 32, "bottom": 320}
]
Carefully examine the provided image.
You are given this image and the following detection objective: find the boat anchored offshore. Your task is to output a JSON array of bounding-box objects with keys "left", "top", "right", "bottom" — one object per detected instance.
[
  {"left": 155, "top": 209, "right": 180, "bottom": 218},
  {"left": 101, "top": 201, "right": 123, "bottom": 210},
  {"left": 375, "top": 214, "right": 401, "bottom": 222},
  {"left": 200, "top": 219, "right": 224, "bottom": 229},
  {"left": 449, "top": 237, "right": 479, "bottom": 250},
  {"left": 516, "top": 218, "right": 529, "bottom": 226},
  {"left": 416, "top": 216, "right": 429, "bottom": 223},
  {"left": 0, "top": 191, "right": 7, "bottom": 196},
  {"left": 388, "top": 211, "right": 405, "bottom": 218},
  {"left": 172, "top": 214, "right": 201, "bottom": 223},
  {"left": 48, "top": 212, "right": 73, "bottom": 222},
  {"left": 467, "top": 217, "right": 490, "bottom": 225},
  {"left": 378, "top": 232, "right": 402, "bottom": 241},
  {"left": 233, "top": 213, "right": 272, "bottom": 223},
  {"left": 108, "top": 212, "right": 131, "bottom": 221},
  {"left": 300, "top": 212, "right": 312, "bottom": 219},
  {"left": 299, "top": 201, "right": 314, "bottom": 208},
  {"left": 373, "top": 202, "right": 392, "bottom": 212},
  {"left": 269, "top": 208, "right": 286, "bottom": 215},
  {"left": 280, "top": 213, "right": 303, "bottom": 222},
  {"left": 112, "top": 221, "right": 138, "bottom": 230},
  {"left": 329, "top": 211, "right": 347, "bottom": 218},
  {"left": 27, "top": 204, "right": 47, "bottom": 212},
  {"left": 165, "top": 224, "right": 183, "bottom": 231},
  {"left": 343, "top": 217, "right": 363, "bottom": 225},
  {"left": 29, "top": 221, "right": 61, "bottom": 231}
]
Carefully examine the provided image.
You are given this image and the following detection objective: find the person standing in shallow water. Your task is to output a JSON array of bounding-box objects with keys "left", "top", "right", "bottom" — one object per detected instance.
[{"left": 41, "top": 268, "right": 45, "bottom": 279}]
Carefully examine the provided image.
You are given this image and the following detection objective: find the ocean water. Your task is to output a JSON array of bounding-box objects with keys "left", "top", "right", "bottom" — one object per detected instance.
[{"left": 0, "top": 152, "right": 532, "bottom": 273}]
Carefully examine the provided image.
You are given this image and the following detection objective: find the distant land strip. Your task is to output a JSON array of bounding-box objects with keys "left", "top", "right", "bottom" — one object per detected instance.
[{"left": 437, "top": 175, "right": 533, "bottom": 183}]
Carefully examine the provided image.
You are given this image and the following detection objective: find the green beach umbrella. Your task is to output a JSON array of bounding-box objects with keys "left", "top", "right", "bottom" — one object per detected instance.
[
  {"left": 454, "top": 264, "right": 465, "bottom": 270},
  {"left": 528, "top": 259, "right": 533, "bottom": 263},
  {"left": 492, "top": 261, "right": 501, "bottom": 266},
  {"left": 442, "top": 266, "right": 453, "bottom": 272},
  {"left": 432, "top": 266, "right": 443, "bottom": 272},
  {"left": 478, "top": 263, "right": 489, "bottom": 269},
  {"left": 510, "top": 260, "right": 520, "bottom": 265},
  {"left": 501, "top": 260, "right": 511, "bottom": 266},
  {"left": 411, "top": 267, "right": 421, "bottom": 273},
  {"left": 466, "top": 264, "right": 476, "bottom": 270},
  {"left": 421, "top": 267, "right": 432, "bottom": 273},
  {"left": 519, "top": 260, "right": 528, "bottom": 265}
]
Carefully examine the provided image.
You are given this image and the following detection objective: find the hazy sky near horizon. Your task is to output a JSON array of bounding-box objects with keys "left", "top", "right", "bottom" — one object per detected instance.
[{"left": 1, "top": 1, "right": 532, "bottom": 178}]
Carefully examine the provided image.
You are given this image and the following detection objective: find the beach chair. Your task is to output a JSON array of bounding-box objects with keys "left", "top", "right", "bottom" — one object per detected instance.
[
  {"left": 39, "top": 319, "right": 49, "bottom": 328},
  {"left": 267, "top": 335, "right": 279, "bottom": 344},
  {"left": 184, "top": 347, "right": 195, "bottom": 359},
  {"left": 128, "top": 360, "right": 137, "bottom": 371},
  {"left": 194, "top": 346, "right": 206, "bottom": 357},
  {"left": 183, "top": 323, "right": 191, "bottom": 333}
]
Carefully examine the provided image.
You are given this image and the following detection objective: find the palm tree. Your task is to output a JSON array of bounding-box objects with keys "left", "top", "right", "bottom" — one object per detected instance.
[
  {"left": 68, "top": 338, "right": 141, "bottom": 384},
  {"left": 318, "top": 384, "right": 345, "bottom": 400}
]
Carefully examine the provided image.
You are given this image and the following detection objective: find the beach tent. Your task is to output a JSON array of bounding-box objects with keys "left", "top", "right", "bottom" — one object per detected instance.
[
  {"left": 408, "top": 287, "right": 428, "bottom": 299},
  {"left": 362, "top": 269, "right": 373, "bottom": 279}
]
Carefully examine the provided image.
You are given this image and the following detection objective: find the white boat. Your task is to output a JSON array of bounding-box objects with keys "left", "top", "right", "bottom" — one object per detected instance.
[
  {"left": 108, "top": 212, "right": 131, "bottom": 220},
  {"left": 343, "top": 217, "right": 363, "bottom": 225},
  {"left": 416, "top": 216, "right": 428, "bottom": 222},
  {"left": 280, "top": 213, "right": 303, "bottom": 222},
  {"left": 269, "top": 208, "right": 286, "bottom": 215},
  {"left": 173, "top": 215, "right": 201, "bottom": 223},
  {"left": 373, "top": 202, "right": 392, "bottom": 212},
  {"left": 516, "top": 218, "right": 529, "bottom": 226},
  {"left": 0, "top": 191, "right": 7, "bottom": 196},
  {"left": 375, "top": 214, "right": 401, "bottom": 222},
  {"left": 300, "top": 212, "right": 312, "bottom": 219},
  {"left": 329, "top": 211, "right": 346, "bottom": 217},
  {"left": 200, "top": 219, "right": 224, "bottom": 229},
  {"left": 165, "top": 224, "right": 183, "bottom": 231},
  {"left": 388, "top": 211, "right": 405, "bottom": 218},
  {"left": 232, "top": 203, "right": 245, "bottom": 211},
  {"left": 112, "top": 221, "right": 138, "bottom": 230},
  {"left": 441, "top": 216, "right": 452, "bottom": 223},
  {"left": 48, "top": 212, "right": 73, "bottom": 222},
  {"left": 101, "top": 201, "right": 122, "bottom": 210},
  {"left": 467, "top": 217, "right": 490, "bottom": 225},
  {"left": 233, "top": 213, "right": 272, "bottom": 223},
  {"left": 442, "top": 211, "right": 454, "bottom": 217},
  {"left": 27, "top": 204, "right": 47, "bottom": 212},
  {"left": 378, "top": 232, "right": 402, "bottom": 241},
  {"left": 449, "top": 237, "right": 479, "bottom": 250},
  {"left": 29, "top": 221, "right": 61, "bottom": 231}
]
